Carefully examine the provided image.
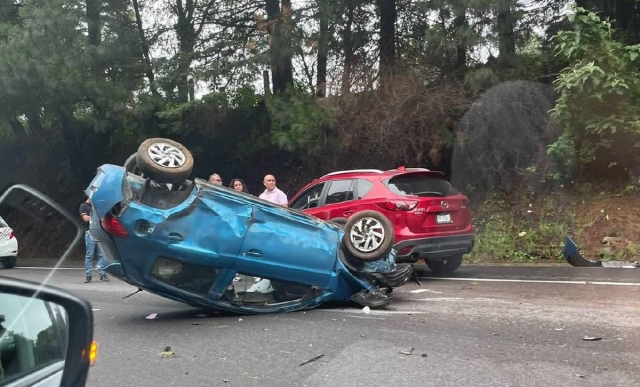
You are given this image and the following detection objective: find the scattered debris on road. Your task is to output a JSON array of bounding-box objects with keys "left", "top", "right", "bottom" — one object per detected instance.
[
  {"left": 300, "top": 354, "right": 325, "bottom": 366},
  {"left": 146, "top": 313, "right": 158, "bottom": 320},
  {"left": 159, "top": 347, "right": 176, "bottom": 358},
  {"left": 582, "top": 336, "right": 602, "bottom": 341},
  {"left": 122, "top": 288, "right": 143, "bottom": 300},
  {"left": 399, "top": 347, "right": 415, "bottom": 356},
  {"left": 362, "top": 306, "right": 371, "bottom": 314}
]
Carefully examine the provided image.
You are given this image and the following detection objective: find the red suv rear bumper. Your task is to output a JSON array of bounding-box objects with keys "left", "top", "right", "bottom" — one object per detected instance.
[{"left": 393, "top": 234, "right": 475, "bottom": 263}]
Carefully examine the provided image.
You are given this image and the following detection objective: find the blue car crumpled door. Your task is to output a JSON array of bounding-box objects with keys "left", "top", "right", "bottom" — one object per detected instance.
[
  {"left": 144, "top": 188, "right": 252, "bottom": 298},
  {"left": 233, "top": 204, "right": 341, "bottom": 288}
]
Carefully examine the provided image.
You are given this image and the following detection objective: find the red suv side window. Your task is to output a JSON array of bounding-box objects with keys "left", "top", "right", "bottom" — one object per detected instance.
[
  {"left": 290, "top": 183, "right": 326, "bottom": 210},
  {"left": 325, "top": 180, "right": 355, "bottom": 205},
  {"left": 356, "top": 179, "right": 374, "bottom": 199}
]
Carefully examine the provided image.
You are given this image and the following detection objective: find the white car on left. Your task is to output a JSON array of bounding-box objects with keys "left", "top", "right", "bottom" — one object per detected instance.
[{"left": 0, "top": 215, "right": 18, "bottom": 268}]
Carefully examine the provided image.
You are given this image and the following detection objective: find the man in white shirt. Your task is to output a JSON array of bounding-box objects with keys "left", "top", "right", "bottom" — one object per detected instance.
[
  {"left": 252, "top": 174, "right": 287, "bottom": 289},
  {"left": 259, "top": 174, "right": 288, "bottom": 206}
]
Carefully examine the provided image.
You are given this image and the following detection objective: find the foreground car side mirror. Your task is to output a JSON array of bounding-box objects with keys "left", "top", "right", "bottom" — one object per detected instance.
[{"left": 0, "top": 276, "right": 95, "bottom": 387}]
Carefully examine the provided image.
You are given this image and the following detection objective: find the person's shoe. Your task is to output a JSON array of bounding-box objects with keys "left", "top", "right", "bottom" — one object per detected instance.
[
  {"left": 100, "top": 275, "right": 110, "bottom": 282},
  {"left": 85, "top": 276, "right": 92, "bottom": 283}
]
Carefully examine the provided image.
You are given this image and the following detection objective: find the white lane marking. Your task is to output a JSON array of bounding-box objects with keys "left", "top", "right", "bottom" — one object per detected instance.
[
  {"left": 409, "top": 288, "right": 443, "bottom": 294},
  {"left": 319, "top": 309, "right": 426, "bottom": 315},
  {"left": 346, "top": 315, "right": 385, "bottom": 320},
  {"left": 426, "top": 277, "right": 640, "bottom": 286},
  {"left": 15, "top": 267, "right": 83, "bottom": 270}
]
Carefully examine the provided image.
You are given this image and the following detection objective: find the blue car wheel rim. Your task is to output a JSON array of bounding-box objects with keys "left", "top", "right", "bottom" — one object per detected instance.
[
  {"left": 349, "top": 217, "right": 385, "bottom": 253},
  {"left": 147, "top": 143, "right": 187, "bottom": 168}
]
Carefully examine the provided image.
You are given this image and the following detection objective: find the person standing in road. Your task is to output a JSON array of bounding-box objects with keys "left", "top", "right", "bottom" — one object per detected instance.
[
  {"left": 79, "top": 197, "right": 109, "bottom": 283},
  {"left": 259, "top": 174, "right": 288, "bottom": 206}
]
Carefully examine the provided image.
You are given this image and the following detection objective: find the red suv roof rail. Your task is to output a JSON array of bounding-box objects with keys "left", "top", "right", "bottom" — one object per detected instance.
[
  {"left": 388, "top": 166, "right": 432, "bottom": 172},
  {"left": 320, "top": 169, "right": 384, "bottom": 178}
]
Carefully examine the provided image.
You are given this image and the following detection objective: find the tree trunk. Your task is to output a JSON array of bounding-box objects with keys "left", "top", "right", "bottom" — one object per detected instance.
[
  {"left": 175, "top": 0, "right": 196, "bottom": 103},
  {"left": 132, "top": 0, "right": 158, "bottom": 96},
  {"left": 25, "top": 110, "right": 43, "bottom": 135},
  {"left": 280, "top": 0, "right": 294, "bottom": 91},
  {"left": 8, "top": 117, "right": 27, "bottom": 140},
  {"left": 497, "top": 0, "right": 516, "bottom": 68},
  {"left": 188, "top": 78, "right": 195, "bottom": 101},
  {"left": 341, "top": 0, "right": 354, "bottom": 94},
  {"left": 86, "top": 0, "right": 101, "bottom": 46},
  {"left": 377, "top": 0, "right": 396, "bottom": 91},
  {"left": 316, "top": 0, "right": 329, "bottom": 97},
  {"left": 263, "top": 70, "right": 271, "bottom": 94},
  {"left": 57, "top": 110, "right": 88, "bottom": 182},
  {"left": 452, "top": 4, "right": 467, "bottom": 74},
  {"left": 265, "top": 0, "right": 294, "bottom": 94}
]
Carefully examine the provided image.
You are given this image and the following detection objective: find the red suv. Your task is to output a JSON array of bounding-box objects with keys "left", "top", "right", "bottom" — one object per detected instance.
[{"left": 288, "top": 167, "right": 474, "bottom": 274}]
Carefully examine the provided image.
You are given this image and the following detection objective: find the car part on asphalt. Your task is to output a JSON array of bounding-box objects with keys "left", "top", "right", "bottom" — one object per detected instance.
[
  {"left": 288, "top": 166, "right": 475, "bottom": 273},
  {"left": 562, "top": 236, "right": 639, "bottom": 268},
  {"left": 85, "top": 138, "right": 414, "bottom": 314}
]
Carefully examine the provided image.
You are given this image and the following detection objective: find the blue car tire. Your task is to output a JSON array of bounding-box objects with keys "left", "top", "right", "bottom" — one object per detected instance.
[
  {"left": 342, "top": 210, "right": 394, "bottom": 262},
  {"left": 136, "top": 138, "right": 194, "bottom": 184}
]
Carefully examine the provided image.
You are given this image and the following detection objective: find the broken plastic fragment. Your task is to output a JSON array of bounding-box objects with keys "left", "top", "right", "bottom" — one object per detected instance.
[
  {"left": 518, "top": 232, "right": 527, "bottom": 237},
  {"left": 399, "top": 348, "right": 414, "bottom": 356},
  {"left": 159, "top": 347, "right": 176, "bottom": 358},
  {"left": 363, "top": 306, "right": 371, "bottom": 314},
  {"left": 299, "top": 354, "right": 324, "bottom": 366},
  {"left": 582, "top": 336, "right": 602, "bottom": 341},
  {"left": 146, "top": 313, "right": 158, "bottom": 320}
]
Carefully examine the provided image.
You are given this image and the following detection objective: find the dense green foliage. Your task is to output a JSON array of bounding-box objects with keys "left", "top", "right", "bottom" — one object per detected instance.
[{"left": 549, "top": 5, "right": 640, "bottom": 180}]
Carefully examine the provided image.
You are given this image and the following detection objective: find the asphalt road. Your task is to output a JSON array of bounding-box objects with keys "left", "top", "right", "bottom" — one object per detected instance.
[{"left": 2, "top": 265, "right": 640, "bottom": 387}]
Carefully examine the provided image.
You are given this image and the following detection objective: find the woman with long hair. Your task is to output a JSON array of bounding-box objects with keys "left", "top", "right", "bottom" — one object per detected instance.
[{"left": 229, "top": 178, "right": 251, "bottom": 195}]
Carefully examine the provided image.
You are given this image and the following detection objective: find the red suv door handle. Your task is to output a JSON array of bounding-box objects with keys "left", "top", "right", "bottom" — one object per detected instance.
[{"left": 343, "top": 210, "right": 354, "bottom": 216}]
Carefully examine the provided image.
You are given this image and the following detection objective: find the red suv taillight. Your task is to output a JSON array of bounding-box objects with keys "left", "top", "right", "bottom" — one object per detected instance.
[
  {"left": 100, "top": 213, "right": 129, "bottom": 238},
  {"left": 8, "top": 231, "right": 14, "bottom": 239},
  {"left": 376, "top": 200, "right": 419, "bottom": 211}
]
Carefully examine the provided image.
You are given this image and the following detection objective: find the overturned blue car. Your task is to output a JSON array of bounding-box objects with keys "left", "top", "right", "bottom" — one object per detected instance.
[{"left": 86, "top": 138, "right": 414, "bottom": 314}]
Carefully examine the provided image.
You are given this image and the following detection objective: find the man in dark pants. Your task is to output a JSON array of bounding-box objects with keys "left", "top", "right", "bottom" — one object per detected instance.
[{"left": 79, "top": 197, "right": 109, "bottom": 283}]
